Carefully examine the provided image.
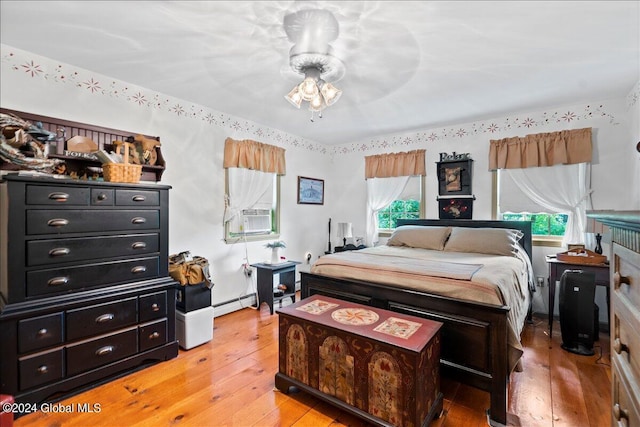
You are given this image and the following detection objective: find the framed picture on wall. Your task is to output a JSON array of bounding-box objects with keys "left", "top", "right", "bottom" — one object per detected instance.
[
  {"left": 297, "top": 176, "right": 324, "bottom": 205},
  {"left": 437, "top": 158, "right": 473, "bottom": 196}
]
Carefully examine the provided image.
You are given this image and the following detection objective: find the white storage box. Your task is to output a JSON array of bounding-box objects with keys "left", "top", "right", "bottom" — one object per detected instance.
[{"left": 175, "top": 306, "right": 214, "bottom": 350}]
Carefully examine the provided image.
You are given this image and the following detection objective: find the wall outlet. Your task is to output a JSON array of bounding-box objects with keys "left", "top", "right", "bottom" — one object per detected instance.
[{"left": 536, "top": 276, "right": 545, "bottom": 287}]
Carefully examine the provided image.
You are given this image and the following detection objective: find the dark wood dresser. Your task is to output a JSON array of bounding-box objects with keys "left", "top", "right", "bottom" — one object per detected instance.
[
  {"left": 0, "top": 174, "right": 178, "bottom": 414},
  {"left": 587, "top": 211, "right": 640, "bottom": 426}
]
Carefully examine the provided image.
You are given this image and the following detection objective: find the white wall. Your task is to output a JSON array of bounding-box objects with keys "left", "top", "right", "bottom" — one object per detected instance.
[
  {"left": 2, "top": 44, "right": 638, "bottom": 320},
  {"left": 0, "top": 45, "right": 332, "bottom": 314}
]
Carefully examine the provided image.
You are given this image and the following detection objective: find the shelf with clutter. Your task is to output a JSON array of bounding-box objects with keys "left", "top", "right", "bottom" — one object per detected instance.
[{"left": 0, "top": 108, "right": 165, "bottom": 182}]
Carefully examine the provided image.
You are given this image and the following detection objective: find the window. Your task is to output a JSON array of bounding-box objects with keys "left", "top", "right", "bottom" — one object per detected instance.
[
  {"left": 501, "top": 213, "right": 568, "bottom": 236},
  {"left": 224, "top": 168, "right": 280, "bottom": 242},
  {"left": 377, "top": 176, "right": 424, "bottom": 231},
  {"left": 495, "top": 169, "right": 570, "bottom": 244}
]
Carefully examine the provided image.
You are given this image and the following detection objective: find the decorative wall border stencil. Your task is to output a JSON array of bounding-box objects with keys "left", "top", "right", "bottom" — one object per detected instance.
[{"left": 2, "top": 44, "right": 632, "bottom": 156}]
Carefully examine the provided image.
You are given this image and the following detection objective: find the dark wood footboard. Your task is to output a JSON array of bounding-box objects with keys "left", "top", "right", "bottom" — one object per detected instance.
[{"left": 301, "top": 272, "right": 510, "bottom": 426}]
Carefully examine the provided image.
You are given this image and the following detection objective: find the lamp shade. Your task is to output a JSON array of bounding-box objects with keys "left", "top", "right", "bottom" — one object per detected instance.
[
  {"left": 285, "top": 86, "right": 303, "bottom": 108},
  {"left": 337, "top": 222, "right": 353, "bottom": 240},
  {"left": 321, "top": 82, "right": 342, "bottom": 106},
  {"left": 585, "top": 217, "right": 605, "bottom": 234}
]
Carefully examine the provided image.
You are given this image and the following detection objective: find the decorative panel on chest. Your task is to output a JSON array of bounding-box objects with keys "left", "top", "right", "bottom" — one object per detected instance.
[{"left": 0, "top": 175, "right": 178, "bottom": 415}]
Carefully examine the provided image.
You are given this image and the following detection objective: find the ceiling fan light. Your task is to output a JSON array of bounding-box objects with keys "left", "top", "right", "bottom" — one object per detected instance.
[
  {"left": 285, "top": 86, "right": 303, "bottom": 108},
  {"left": 298, "top": 77, "right": 319, "bottom": 101},
  {"left": 321, "top": 82, "right": 342, "bottom": 106},
  {"left": 309, "top": 93, "right": 325, "bottom": 111}
]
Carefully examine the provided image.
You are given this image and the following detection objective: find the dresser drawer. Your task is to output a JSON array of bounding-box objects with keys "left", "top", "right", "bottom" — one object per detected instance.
[
  {"left": 66, "top": 297, "right": 137, "bottom": 341},
  {"left": 26, "top": 257, "right": 160, "bottom": 298},
  {"left": 66, "top": 328, "right": 138, "bottom": 376},
  {"left": 139, "top": 291, "right": 167, "bottom": 322},
  {"left": 139, "top": 319, "right": 168, "bottom": 352},
  {"left": 115, "top": 189, "right": 160, "bottom": 206},
  {"left": 26, "top": 185, "right": 89, "bottom": 206},
  {"left": 18, "top": 312, "right": 63, "bottom": 353},
  {"left": 19, "top": 348, "right": 64, "bottom": 390},
  {"left": 612, "top": 294, "right": 640, "bottom": 386},
  {"left": 613, "top": 244, "right": 640, "bottom": 310},
  {"left": 27, "top": 233, "right": 160, "bottom": 266},
  {"left": 26, "top": 209, "right": 160, "bottom": 235},
  {"left": 612, "top": 361, "right": 640, "bottom": 426}
]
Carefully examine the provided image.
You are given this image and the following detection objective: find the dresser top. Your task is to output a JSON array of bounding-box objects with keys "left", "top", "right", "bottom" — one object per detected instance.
[
  {"left": 587, "top": 210, "right": 640, "bottom": 232},
  {"left": 1, "top": 173, "right": 171, "bottom": 190}
]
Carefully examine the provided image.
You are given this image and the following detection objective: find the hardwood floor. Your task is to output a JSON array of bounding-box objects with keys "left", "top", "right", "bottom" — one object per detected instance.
[{"left": 13, "top": 298, "right": 611, "bottom": 427}]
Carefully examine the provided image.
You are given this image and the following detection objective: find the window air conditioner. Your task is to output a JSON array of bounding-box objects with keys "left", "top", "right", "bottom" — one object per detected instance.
[{"left": 242, "top": 209, "right": 272, "bottom": 234}]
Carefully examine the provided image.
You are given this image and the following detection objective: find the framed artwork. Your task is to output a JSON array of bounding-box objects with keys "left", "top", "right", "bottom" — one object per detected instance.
[
  {"left": 437, "top": 158, "right": 473, "bottom": 196},
  {"left": 297, "top": 176, "right": 324, "bottom": 205},
  {"left": 438, "top": 197, "right": 474, "bottom": 220}
]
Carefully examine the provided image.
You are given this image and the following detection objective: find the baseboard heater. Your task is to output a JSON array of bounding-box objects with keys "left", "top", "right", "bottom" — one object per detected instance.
[{"left": 213, "top": 293, "right": 257, "bottom": 317}]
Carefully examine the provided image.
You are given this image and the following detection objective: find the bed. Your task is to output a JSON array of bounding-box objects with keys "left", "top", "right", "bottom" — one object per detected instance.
[{"left": 300, "top": 219, "right": 533, "bottom": 426}]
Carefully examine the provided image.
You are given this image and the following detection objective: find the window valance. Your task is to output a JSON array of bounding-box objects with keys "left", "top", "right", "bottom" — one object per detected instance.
[
  {"left": 223, "top": 138, "right": 286, "bottom": 175},
  {"left": 488, "top": 127, "right": 592, "bottom": 170},
  {"left": 365, "top": 149, "right": 426, "bottom": 179}
]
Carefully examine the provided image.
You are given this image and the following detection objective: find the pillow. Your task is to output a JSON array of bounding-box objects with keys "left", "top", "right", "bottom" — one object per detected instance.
[
  {"left": 387, "top": 226, "right": 451, "bottom": 250},
  {"left": 443, "top": 227, "right": 524, "bottom": 256}
]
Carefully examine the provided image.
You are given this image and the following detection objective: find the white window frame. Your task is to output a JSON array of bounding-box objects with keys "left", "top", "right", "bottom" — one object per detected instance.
[
  {"left": 377, "top": 175, "right": 425, "bottom": 237},
  {"left": 224, "top": 169, "right": 281, "bottom": 243}
]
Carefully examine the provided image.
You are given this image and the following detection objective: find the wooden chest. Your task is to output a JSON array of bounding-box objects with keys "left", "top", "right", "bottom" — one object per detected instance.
[{"left": 275, "top": 295, "right": 443, "bottom": 427}]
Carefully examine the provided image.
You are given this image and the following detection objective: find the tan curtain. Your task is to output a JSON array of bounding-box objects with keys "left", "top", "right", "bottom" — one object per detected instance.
[
  {"left": 365, "top": 149, "right": 426, "bottom": 179},
  {"left": 223, "top": 138, "right": 286, "bottom": 175},
  {"left": 488, "top": 127, "right": 592, "bottom": 170}
]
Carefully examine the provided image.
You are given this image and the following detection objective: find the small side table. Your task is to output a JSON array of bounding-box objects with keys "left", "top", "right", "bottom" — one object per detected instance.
[
  {"left": 251, "top": 261, "right": 301, "bottom": 315},
  {"left": 546, "top": 255, "right": 610, "bottom": 335}
]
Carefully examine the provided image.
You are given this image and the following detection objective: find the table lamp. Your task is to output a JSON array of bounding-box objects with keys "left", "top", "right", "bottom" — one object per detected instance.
[
  {"left": 337, "top": 222, "right": 353, "bottom": 247},
  {"left": 586, "top": 217, "right": 607, "bottom": 254}
]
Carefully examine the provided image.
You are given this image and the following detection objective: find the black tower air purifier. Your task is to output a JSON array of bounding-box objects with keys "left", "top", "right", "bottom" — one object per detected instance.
[{"left": 559, "top": 270, "right": 597, "bottom": 355}]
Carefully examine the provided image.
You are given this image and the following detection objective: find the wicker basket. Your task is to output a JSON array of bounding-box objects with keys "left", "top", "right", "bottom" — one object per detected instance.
[{"left": 102, "top": 142, "right": 142, "bottom": 183}]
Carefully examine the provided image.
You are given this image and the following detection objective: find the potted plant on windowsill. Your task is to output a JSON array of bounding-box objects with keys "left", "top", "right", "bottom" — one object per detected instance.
[{"left": 265, "top": 240, "right": 286, "bottom": 264}]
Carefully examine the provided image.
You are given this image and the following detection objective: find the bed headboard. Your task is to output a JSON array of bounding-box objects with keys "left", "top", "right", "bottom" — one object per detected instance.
[{"left": 395, "top": 219, "right": 533, "bottom": 259}]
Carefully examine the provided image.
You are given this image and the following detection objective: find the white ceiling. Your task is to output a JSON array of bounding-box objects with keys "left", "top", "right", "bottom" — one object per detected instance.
[{"left": 1, "top": 1, "right": 639, "bottom": 146}]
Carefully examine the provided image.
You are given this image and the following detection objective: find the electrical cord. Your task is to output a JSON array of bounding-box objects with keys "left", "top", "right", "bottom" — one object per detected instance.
[{"left": 238, "top": 231, "right": 259, "bottom": 310}]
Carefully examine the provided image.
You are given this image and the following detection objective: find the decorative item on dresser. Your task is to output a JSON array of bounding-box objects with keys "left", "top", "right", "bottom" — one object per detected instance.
[
  {"left": 0, "top": 108, "right": 166, "bottom": 182},
  {"left": 0, "top": 175, "right": 178, "bottom": 417},
  {"left": 586, "top": 210, "right": 640, "bottom": 426}
]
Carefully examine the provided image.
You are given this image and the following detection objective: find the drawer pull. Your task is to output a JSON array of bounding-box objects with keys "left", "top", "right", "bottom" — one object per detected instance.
[
  {"left": 149, "top": 332, "right": 160, "bottom": 339},
  {"left": 95, "top": 313, "right": 114, "bottom": 323},
  {"left": 37, "top": 365, "right": 49, "bottom": 374},
  {"left": 48, "top": 192, "right": 69, "bottom": 202},
  {"left": 131, "top": 217, "right": 146, "bottom": 224},
  {"left": 48, "top": 247, "right": 70, "bottom": 257},
  {"left": 132, "top": 195, "right": 147, "bottom": 202},
  {"left": 97, "top": 193, "right": 108, "bottom": 201},
  {"left": 613, "top": 338, "right": 629, "bottom": 355},
  {"left": 132, "top": 242, "right": 147, "bottom": 250},
  {"left": 95, "top": 346, "right": 114, "bottom": 357},
  {"left": 37, "top": 328, "right": 48, "bottom": 336},
  {"left": 614, "top": 272, "right": 631, "bottom": 287},
  {"left": 151, "top": 303, "right": 160, "bottom": 312},
  {"left": 131, "top": 266, "right": 147, "bottom": 274},
  {"left": 613, "top": 403, "right": 629, "bottom": 423},
  {"left": 47, "top": 218, "right": 69, "bottom": 227},
  {"left": 47, "top": 276, "right": 69, "bottom": 287}
]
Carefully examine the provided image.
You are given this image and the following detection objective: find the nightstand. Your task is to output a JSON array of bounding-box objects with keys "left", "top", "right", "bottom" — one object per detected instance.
[{"left": 250, "top": 261, "right": 301, "bottom": 315}]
